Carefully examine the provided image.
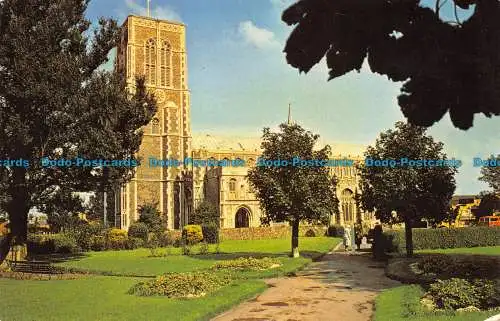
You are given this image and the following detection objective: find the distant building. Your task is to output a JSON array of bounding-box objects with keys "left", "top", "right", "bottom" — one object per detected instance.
[{"left": 447, "top": 195, "right": 481, "bottom": 227}]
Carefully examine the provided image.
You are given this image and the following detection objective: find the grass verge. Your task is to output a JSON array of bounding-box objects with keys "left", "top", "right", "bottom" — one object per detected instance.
[{"left": 374, "top": 285, "right": 500, "bottom": 321}]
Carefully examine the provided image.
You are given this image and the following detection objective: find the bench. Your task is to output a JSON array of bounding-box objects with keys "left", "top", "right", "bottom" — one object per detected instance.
[{"left": 9, "top": 260, "right": 63, "bottom": 274}]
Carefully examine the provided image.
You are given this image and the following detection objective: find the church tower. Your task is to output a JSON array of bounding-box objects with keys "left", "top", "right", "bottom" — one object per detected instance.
[{"left": 116, "top": 15, "right": 192, "bottom": 230}]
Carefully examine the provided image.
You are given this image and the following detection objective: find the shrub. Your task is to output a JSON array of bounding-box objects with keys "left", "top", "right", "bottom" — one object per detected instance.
[
  {"left": 212, "top": 257, "right": 281, "bottom": 271},
  {"left": 201, "top": 224, "right": 219, "bottom": 244},
  {"left": 427, "top": 278, "right": 500, "bottom": 310},
  {"left": 190, "top": 201, "right": 219, "bottom": 226},
  {"left": 146, "top": 232, "right": 160, "bottom": 248},
  {"left": 90, "top": 235, "right": 106, "bottom": 251},
  {"left": 106, "top": 228, "right": 128, "bottom": 250},
  {"left": 137, "top": 203, "right": 166, "bottom": 234},
  {"left": 327, "top": 224, "right": 344, "bottom": 237},
  {"left": 127, "top": 223, "right": 149, "bottom": 242},
  {"left": 384, "top": 227, "right": 500, "bottom": 253},
  {"left": 305, "top": 229, "right": 316, "bottom": 237},
  {"left": 182, "top": 225, "right": 203, "bottom": 245},
  {"left": 128, "top": 272, "right": 231, "bottom": 298},
  {"left": 198, "top": 242, "right": 209, "bottom": 255},
  {"left": 70, "top": 222, "right": 105, "bottom": 251},
  {"left": 53, "top": 233, "right": 79, "bottom": 253},
  {"left": 156, "top": 232, "right": 173, "bottom": 247},
  {"left": 182, "top": 244, "right": 192, "bottom": 255},
  {"left": 27, "top": 233, "right": 79, "bottom": 254},
  {"left": 126, "top": 237, "right": 144, "bottom": 250},
  {"left": 165, "top": 230, "right": 181, "bottom": 247}
]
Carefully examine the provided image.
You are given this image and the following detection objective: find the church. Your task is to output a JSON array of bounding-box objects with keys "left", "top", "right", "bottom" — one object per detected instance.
[{"left": 114, "top": 14, "right": 375, "bottom": 231}]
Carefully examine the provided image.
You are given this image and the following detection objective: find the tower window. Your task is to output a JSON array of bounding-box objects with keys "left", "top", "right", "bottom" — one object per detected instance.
[
  {"left": 229, "top": 178, "right": 236, "bottom": 192},
  {"left": 145, "top": 38, "right": 156, "bottom": 85},
  {"left": 160, "top": 41, "right": 172, "bottom": 87},
  {"left": 151, "top": 117, "right": 160, "bottom": 134}
]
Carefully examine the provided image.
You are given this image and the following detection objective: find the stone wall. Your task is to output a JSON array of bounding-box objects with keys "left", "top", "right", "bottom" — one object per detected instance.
[{"left": 220, "top": 225, "right": 328, "bottom": 241}]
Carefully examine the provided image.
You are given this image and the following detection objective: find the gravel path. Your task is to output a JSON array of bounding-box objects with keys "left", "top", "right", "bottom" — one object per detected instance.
[{"left": 211, "top": 248, "right": 401, "bottom": 321}]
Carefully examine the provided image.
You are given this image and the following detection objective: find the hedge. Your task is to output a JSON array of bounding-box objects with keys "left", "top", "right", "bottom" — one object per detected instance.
[
  {"left": 27, "top": 233, "right": 80, "bottom": 254},
  {"left": 383, "top": 227, "right": 500, "bottom": 253}
]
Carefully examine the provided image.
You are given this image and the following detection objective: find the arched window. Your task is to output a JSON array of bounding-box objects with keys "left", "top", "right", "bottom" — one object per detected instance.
[
  {"left": 151, "top": 117, "right": 160, "bottom": 134},
  {"left": 341, "top": 189, "right": 354, "bottom": 222},
  {"left": 145, "top": 39, "right": 156, "bottom": 85},
  {"left": 160, "top": 41, "right": 172, "bottom": 87},
  {"left": 229, "top": 178, "right": 236, "bottom": 192}
]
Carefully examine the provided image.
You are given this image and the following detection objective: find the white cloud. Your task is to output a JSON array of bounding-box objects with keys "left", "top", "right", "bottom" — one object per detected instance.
[
  {"left": 238, "top": 21, "right": 280, "bottom": 49},
  {"left": 124, "top": 0, "right": 182, "bottom": 22}
]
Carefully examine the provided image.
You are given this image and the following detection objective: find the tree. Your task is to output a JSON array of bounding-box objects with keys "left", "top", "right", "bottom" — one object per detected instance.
[
  {"left": 473, "top": 192, "right": 500, "bottom": 219},
  {"left": 0, "top": 0, "right": 156, "bottom": 263},
  {"left": 137, "top": 203, "right": 167, "bottom": 234},
  {"left": 357, "top": 121, "right": 457, "bottom": 257},
  {"left": 38, "top": 190, "right": 85, "bottom": 232},
  {"left": 479, "top": 155, "right": 500, "bottom": 193},
  {"left": 248, "top": 123, "right": 339, "bottom": 258},
  {"left": 189, "top": 201, "right": 219, "bottom": 226},
  {"left": 281, "top": 0, "right": 500, "bottom": 129}
]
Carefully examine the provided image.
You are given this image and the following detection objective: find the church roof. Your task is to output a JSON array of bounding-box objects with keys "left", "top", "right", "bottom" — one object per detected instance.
[
  {"left": 192, "top": 133, "right": 262, "bottom": 152},
  {"left": 191, "top": 133, "right": 366, "bottom": 157}
]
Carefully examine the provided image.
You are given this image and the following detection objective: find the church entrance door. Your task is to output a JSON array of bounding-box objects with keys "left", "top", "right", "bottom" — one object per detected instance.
[{"left": 235, "top": 207, "right": 250, "bottom": 228}]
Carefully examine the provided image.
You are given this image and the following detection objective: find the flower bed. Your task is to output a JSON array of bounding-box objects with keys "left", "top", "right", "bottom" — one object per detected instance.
[
  {"left": 128, "top": 271, "right": 231, "bottom": 298},
  {"left": 212, "top": 257, "right": 281, "bottom": 271}
]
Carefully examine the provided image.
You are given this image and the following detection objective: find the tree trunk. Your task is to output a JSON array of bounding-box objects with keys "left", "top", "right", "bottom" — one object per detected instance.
[
  {"left": 404, "top": 218, "right": 413, "bottom": 257},
  {"left": 0, "top": 233, "right": 13, "bottom": 266},
  {"left": 291, "top": 219, "right": 300, "bottom": 258},
  {"left": 1, "top": 167, "right": 31, "bottom": 264}
]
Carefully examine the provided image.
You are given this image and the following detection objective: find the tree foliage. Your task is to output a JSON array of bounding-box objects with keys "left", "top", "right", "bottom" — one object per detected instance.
[
  {"left": 281, "top": 0, "right": 500, "bottom": 129},
  {"left": 0, "top": 0, "right": 156, "bottom": 262},
  {"left": 357, "top": 121, "right": 457, "bottom": 256},
  {"left": 189, "top": 201, "right": 219, "bottom": 226},
  {"left": 247, "top": 123, "right": 339, "bottom": 257},
  {"left": 479, "top": 155, "right": 500, "bottom": 193},
  {"left": 474, "top": 192, "right": 500, "bottom": 218},
  {"left": 137, "top": 203, "right": 166, "bottom": 234},
  {"left": 38, "top": 190, "right": 85, "bottom": 232}
]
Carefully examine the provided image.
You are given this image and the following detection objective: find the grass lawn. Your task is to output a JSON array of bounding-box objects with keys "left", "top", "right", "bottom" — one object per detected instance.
[
  {"left": 374, "top": 285, "right": 500, "bottom": 321},
  {"left": 0, "top": 276, "right": 267, "bottom": 321},
  {"left": 0, "top": 237, "right": 340, "bottom": 321},
  {"left": 417, "top": 246, "right": 500, "bottom": 256},
  {"left": 53, "top": 237, "right": 338, "bottom": 277}
]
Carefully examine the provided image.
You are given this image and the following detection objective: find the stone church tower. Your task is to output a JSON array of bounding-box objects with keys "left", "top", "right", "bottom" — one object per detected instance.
[{"left": 115, "top": 15, "right": 192, "bottom": 230}]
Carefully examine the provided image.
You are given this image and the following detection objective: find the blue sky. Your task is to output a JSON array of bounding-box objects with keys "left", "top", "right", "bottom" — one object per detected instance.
[{"left": 86, "top": 0, "right": 499, "bottom": 195}]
